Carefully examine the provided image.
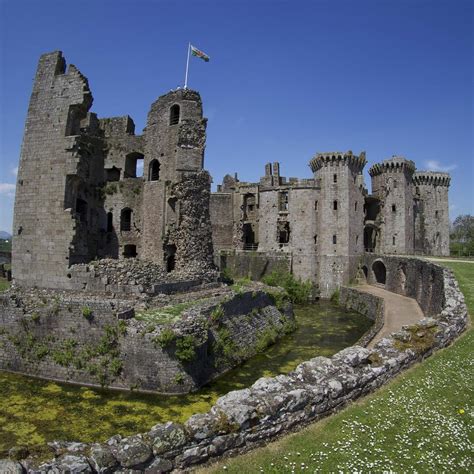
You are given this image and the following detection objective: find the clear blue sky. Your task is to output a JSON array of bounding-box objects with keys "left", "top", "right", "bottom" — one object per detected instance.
[{"left": 0, "top": 0, "right": 472, "bottom": 233}]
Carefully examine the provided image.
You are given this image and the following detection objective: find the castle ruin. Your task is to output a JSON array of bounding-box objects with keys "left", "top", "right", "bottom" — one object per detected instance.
[{"left": 12, "top": 51, "right": 450, "bottom": 297}]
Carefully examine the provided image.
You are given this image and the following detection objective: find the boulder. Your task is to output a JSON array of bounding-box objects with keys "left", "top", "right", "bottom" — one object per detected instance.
[{"left": 115, "top": 435, "right": 152, "bottom": 468}]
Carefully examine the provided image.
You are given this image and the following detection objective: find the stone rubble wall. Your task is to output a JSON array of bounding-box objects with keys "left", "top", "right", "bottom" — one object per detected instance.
[
  {"left": 8, "top": 258, "right": 467, "bottom": 473},
  {"left": 0, "top": 284, "right": 293, "bottom": 396}
]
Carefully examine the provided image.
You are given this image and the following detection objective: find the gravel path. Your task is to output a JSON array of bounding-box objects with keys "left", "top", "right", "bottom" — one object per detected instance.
[{"left": 356, "top": 284, "right": 425, "bottom": 348}]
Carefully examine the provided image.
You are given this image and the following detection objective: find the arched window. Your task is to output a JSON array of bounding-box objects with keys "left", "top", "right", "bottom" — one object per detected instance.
[
  {"left": 372, "top": 260, "right": 387, "bottom": 285},
  {"left": 149, "top": 159, "right": 160, "bottom": 181},
  {"left": 120, "top": 208, "right": 132, "bottom": 231},
  {"left": 106, "top": 212, "right": 113, "bottom": 232},
  {"left": 169, "top": 104, "right": 180, "bottom": 125}
]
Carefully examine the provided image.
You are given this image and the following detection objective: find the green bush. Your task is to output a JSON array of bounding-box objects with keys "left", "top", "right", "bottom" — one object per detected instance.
[
  {"left": 262, "top": 270, "right": 312, "bottom": 304},
  {"left": 82, "top": 307, "right": 93, "bottom": 320},
  {"left": 175, "top": 335, "right": 197, "bottom": 363},
  {"left": 209, "top": 305, "right": 225, "bottom": 326},
  {"left": 154, "top": 327, "right": 177, "bottom": 348}
]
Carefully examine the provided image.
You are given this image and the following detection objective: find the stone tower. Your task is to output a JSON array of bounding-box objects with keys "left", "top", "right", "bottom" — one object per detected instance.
[
  {"left": 413, "top": 172, "right": 450, "bottom": 256},
  {"left": 369, "top": 157, "right": 416, "bottom": 254},
  {"left": 309, "top": 152, "right": 366, "bottom": 296},
  {"left": 141, "top": 89, "right": 212, "bottom": 271},
  {"left": 12, "top": 51, "right": 103, "bottom": 289}
]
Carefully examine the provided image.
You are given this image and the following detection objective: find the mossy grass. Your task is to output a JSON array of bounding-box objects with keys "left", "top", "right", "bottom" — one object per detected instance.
[
  {"left": 202, "top": 261, "right": 474, "bottom": 473},
  {"left": 136, "top": 299, "right": 206, "bottom": 325}
]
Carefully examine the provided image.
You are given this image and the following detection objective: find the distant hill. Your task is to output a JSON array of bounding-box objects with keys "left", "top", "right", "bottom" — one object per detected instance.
[{"left": 0, "top": 231, "right": 12, "bottom": 240}]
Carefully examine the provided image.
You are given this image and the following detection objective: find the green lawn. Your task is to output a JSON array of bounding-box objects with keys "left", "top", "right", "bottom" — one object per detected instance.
[{"left": 203, "top": 262, "right": 473, "bottom": 473}]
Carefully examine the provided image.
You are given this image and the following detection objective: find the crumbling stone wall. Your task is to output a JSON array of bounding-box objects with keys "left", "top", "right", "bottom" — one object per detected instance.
[{"left": 0, "top": 284, "right": 293, "bottom": 394}]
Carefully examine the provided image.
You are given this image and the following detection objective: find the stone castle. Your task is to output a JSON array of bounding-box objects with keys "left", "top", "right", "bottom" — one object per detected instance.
[{"left": 12, "top": 51, "right": 450, "bottom": 297}]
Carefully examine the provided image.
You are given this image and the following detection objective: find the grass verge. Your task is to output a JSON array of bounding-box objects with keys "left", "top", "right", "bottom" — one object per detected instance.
[{"left": 202, "top": 261, "right": 473, "bottom": 473}]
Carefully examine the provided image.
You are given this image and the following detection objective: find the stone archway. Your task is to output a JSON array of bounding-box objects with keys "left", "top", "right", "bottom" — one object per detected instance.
[{"left": 372, "top": 260, "right": 386, "bottom": 285}]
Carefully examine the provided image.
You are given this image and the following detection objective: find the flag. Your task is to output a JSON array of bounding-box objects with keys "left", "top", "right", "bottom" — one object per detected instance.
[{"left": 191, "top": 45, "right": 210, "bottom": 62}]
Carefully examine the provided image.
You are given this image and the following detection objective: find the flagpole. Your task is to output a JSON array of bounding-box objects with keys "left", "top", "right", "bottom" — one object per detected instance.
[{"left": 184, "top": 42, "right": 191, "bottom": 89}]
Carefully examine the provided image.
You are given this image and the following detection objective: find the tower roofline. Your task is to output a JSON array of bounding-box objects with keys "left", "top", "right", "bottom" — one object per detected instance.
[
  {"left": 369, "top": 156, "right": 416, "bottom": 177},
  {"left": 413, "top": 171, "right": 451, "bottom": 187},
  {"left": 309, "top": 150, "right": 366, "bottom": 173}
]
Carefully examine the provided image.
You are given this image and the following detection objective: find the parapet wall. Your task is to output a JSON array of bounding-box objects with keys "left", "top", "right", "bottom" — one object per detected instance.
[
  {"left": 8, "top": 257, "right": 468, "bottom": 472},
  {"left": 362, "top": 255, "right": 445, "bottom": 316}
]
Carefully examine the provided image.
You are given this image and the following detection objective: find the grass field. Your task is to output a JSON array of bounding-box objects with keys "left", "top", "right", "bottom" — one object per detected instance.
[{"left": 203, "top": 261, "right": 473, "bottom": 473}]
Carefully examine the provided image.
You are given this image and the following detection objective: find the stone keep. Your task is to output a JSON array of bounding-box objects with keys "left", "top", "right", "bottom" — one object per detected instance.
[{"left": 12, "top": 51, "right": 214, "bottom": 289}]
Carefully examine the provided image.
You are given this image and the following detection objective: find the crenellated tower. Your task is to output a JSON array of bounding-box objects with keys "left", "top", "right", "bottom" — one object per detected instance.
[
  {"left": 413, "top": 172, "right": 450, "bottom": 256},
  {"left": 309, "top": 151, "right": 366, "bottom": 296},
  {"left": 368, "top": 157, "right": 416, "bottom": 254}
]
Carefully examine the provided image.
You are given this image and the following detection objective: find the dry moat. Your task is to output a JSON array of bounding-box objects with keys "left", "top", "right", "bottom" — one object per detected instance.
[{"left": 0, "top": 302, "right": 372, "bottom": 456}]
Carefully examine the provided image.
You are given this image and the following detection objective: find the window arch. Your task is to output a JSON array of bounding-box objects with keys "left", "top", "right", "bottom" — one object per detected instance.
[
  {"left": 169, "top": 104, "right": 180, "bottom": 125},
  {"left": 149, "top": 159, "right": 160, "bottom": 181},
  {"left": 106, "top": 212, "right": 113, "bottom": 232},
  {"left": 120, "top": 208, "right": 132, "bottom": 231}
]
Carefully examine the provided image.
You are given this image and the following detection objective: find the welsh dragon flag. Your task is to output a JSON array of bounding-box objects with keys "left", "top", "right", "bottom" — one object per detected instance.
[{"left": 191, "top": 45, "right": 210, "bottom": 62}]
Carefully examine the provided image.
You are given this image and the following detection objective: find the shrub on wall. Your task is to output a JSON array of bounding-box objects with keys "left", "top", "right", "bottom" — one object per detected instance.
[{"left": 262, "top": 270, "right": 312, "bottom": 304}]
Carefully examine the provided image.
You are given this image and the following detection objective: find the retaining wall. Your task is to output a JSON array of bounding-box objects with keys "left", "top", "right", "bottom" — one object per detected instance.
[
  {"left": 340, "top": 287, "right": 385, "bottom": 347},
  {"left": 4, "top": 258, "right": 469, "bottom": 472},
  {"left": 0, "top": 286, "right": 293, "bottom": 395}
]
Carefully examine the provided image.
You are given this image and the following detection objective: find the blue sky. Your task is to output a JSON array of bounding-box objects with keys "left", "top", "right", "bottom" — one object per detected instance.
[{"left": 0, "top": 0, "right": 472, "bottom": 233}]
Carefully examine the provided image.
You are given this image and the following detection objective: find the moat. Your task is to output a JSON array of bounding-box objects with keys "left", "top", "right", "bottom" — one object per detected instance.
[{"left": 0, "top": 301, "right": 372, "bottom": 456}]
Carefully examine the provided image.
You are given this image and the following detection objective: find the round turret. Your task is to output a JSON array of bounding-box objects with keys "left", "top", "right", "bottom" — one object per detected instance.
[
  {"left": 309, "top": 151, "right": 366, "bottom": 174},
  {"left": 413, "top": 171, "right": 450, "bottom": 187},
  {"left": 368, "top": 156, "right": 416, "bottom": 177}
]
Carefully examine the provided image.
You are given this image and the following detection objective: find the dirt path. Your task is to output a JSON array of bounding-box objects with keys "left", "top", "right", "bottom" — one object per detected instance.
[{"left": 356, "top": 284, "right": 425, "bottom": 348}]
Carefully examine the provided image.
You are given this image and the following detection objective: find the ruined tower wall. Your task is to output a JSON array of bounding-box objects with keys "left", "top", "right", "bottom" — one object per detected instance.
[
  {"left": 413, "top": 172, "right": 450, "bottom": 256},
  {"left": 369, "top": 158, "right": 415, "bottom": 255},
  {"left": 12, "top": 51, "right": 100, "bottom": 289},
  {"left": 141, "top": 90, "right": 207, "bottom": 265},
  {"left": 209, "top": 193, "right": 234, "bottom": 252}
]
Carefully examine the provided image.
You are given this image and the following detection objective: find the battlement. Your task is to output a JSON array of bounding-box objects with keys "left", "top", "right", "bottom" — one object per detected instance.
[
  {"left": 369, "top": 156, "right": 416, "bottom": 177},
  {"left": 413, "top": 171, "right": 451, "bottom": 187},
  {"left": 309, "top": 151, "right": 366, "bottom": 173}
]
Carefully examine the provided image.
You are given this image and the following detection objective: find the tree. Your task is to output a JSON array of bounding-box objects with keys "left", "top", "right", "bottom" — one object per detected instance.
[{"left": 450, "top": 215, "right": 474, "bottom": 256}]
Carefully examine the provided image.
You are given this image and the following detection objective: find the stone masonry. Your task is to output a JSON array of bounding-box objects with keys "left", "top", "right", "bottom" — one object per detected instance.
[
  {"left": 211, "top": 154, "right": 451, "bottom": 297},
  {"left": 12, "top": 51, "right": 215, "bottom": 291}
]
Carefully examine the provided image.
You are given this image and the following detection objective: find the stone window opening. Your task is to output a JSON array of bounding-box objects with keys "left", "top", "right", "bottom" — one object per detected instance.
[
  {"left": 278, "top": 221, "right": 290, "bottom": 244},
  {"left": 435, "top": 210, "right": 439, "bottom": 218},
  {"left": 333, "top": 234, "right": 337, "bottom": 244},
  {"left": 105, "top": 167, "right": 120, "bottom": 182},
  {"left": 393, "top": 236, "right": 396, "bottom": 245},
  {"left": 124, "top": 152, "right": 144, "bottom": 178},
  {"left": 120, "top": 208, "right": 132, "bottom": 231},
  {"left": 314, "top": 234, "right": 318, "bottom": 244},
  {"left": 315, "top": 200, "right": 318, "bottom": 211},
  {"left": 164, "top": 244, "right": 177, "bottom": 272},
  {"left": 333, "top": 174, "right": 337, "bottom": 183},
  {"left": 170, "top": 104, "right": 180, "bottom": 125},
  {"left": 106, "top": 212, "right": 113, "bottom": 232},
  {"left": 75, "top": 198, "right": 88, "bottom": 223},
  {"left": 149, "top": 159, "right": 160, "bottom": 181},
  {"left": 355, "top": 201, "right": 358, "bottom": 212},
  {"left": 333, "top": 200, "right": 338, "bottom": 211},
  {"left": 356, "top": 235, "right": 359, "bottom": 245},
  {"left": 279, "top": 191, "right": 289, "bottom": 212},
  {"left": 392, "top": 204, "right": 396, "bottom": 212},
  {"left": 123, "top": 244, "right": 137, "bottom": 258}
]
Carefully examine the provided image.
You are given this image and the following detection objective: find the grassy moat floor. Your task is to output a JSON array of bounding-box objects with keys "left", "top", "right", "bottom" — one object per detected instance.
[
  {"left": 0, "top": 302, "right": 372, "bottom": 457},
  {"left": 202, "top": 261, "right": 474, "bottom": 473}
]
